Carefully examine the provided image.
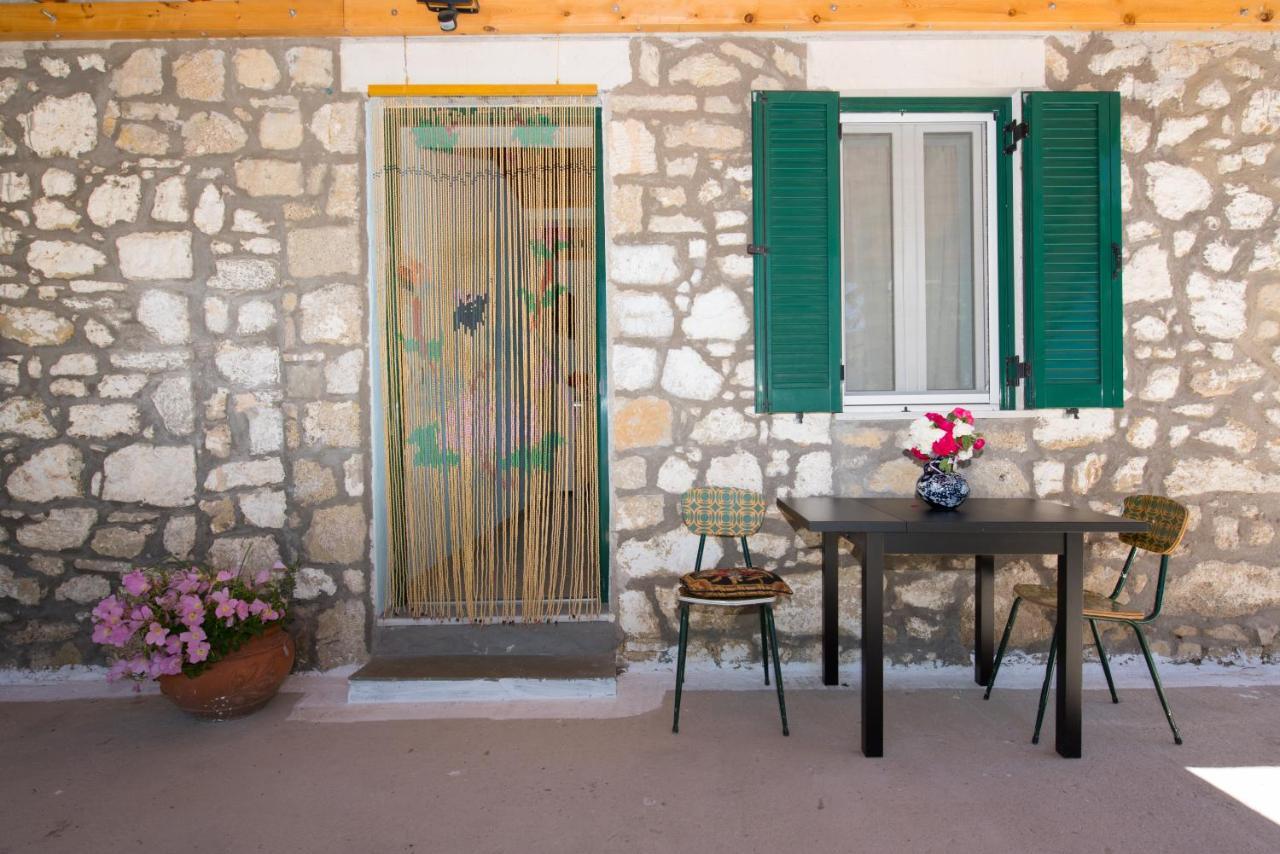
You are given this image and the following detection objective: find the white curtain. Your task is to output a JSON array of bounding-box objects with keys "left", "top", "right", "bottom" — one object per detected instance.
[
  {"left": 842, "top": 133, "right": 895, "bottom": 393},
  {"left": 923, "top": 132, "right": 976, "bottom": 391}
]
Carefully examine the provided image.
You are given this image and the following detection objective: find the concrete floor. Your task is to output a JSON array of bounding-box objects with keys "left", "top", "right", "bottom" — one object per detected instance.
[{"left": 2, "top": 682, "right": 1279, "bottom": 854}]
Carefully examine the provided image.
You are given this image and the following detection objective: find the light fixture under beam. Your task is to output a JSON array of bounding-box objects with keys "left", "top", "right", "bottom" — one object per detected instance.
[{"left": 417, "top": 0, "right": 480, "bottom": 33}]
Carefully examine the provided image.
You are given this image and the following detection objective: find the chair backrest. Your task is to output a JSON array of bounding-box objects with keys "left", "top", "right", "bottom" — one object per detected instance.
[
  {"left": 1119, "top": 494, "right": 1189, "bottom": 555},
  {"left": 680, "top": 487, "right": 766, "bottom": 538}
]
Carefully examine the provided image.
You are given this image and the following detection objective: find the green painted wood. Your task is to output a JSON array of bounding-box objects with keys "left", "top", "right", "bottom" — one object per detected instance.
[
  {"left": 1022, "top": 91, "right": 1124, "bottom": 409},
  {"left": 593, "top": 107, "right": 610, "bottom": 602},
  {"left": 840, "top": 97, "right": 1016, "bottom": 408},
  {"left": 752, "top": 90, "right": 842, "bottom": 413}
]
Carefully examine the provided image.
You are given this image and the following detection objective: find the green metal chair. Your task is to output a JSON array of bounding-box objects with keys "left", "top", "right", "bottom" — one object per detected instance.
[
  {"left": 985, "top": 494, "right": 1190, "bottom": 745},
  {"left": 672, "top": 487, "right": 791, "bottom": 736}
]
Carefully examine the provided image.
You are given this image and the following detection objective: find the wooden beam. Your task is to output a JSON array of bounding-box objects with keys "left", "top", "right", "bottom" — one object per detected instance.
[
  {"left": 368, "top": 84, "right": 598, "bottom": 96},
  {"left": 0, "top": 0, "right": 1275, "bottom": 41}
]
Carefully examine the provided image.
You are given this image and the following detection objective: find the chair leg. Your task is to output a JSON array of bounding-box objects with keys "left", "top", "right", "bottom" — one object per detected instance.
[
  {"left": 759, "top": 606, "right": 770, "bottom": 686},
  {"left": 984, "top": 597, "right": 1022, "bottom": 700},
  {"left": 764, "top": 605, "right": 789, "bottom": 736},
  {"left": 672, "top": 603, "right": 690, "bottom": 734},
  {"left": 1032, "top": 621, "right": 1061, "bottom": 745},
  {"left": 1089, "top": 619, "right": 1119, "bottom": 704},
  {"left": 1130, "top": 622, "right": 1183, "bottom": 745}
]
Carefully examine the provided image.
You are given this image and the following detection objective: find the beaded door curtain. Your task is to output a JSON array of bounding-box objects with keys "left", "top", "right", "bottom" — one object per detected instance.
[{"left": 371, "top": 99, "right": 602, "bottom": 620}]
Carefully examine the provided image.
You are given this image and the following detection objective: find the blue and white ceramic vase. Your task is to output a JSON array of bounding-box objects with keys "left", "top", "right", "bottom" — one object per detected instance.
[{"left": 915, "top": 460, "right": 969, "bottom": 510}]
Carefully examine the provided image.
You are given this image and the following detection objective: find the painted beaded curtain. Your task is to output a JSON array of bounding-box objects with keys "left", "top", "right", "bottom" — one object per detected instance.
[{"left": 371, "top": 99, "right": 602, "bottom": 620}]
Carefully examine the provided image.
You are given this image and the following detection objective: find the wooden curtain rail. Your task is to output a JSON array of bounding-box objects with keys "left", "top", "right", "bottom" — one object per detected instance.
[{"left": 0, "top": 0, "right": 1275, "bottom": 41}]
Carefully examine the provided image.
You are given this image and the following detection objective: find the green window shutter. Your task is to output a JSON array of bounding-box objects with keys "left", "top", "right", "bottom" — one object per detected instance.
[
  {"left": 1022, "top": 91, "right": 1124, "bottom": 409},
  {"left": 752, "top": 90, "right": 842, "bottom": 414}
]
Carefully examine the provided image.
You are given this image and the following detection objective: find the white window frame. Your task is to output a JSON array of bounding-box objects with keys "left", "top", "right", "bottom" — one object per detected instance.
[{"left": 838, "top": 112, "right": 1001, "bottom": 411}]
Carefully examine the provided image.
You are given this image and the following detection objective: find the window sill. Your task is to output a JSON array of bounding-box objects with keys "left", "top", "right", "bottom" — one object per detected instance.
[{"left": 833, "top": 406, "right": 1086, "bottom": 422}]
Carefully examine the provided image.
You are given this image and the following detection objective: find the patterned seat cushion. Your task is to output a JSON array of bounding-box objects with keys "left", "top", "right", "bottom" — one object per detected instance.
[
  {"left": 679, "top": 567, "right": 793, "bottom": 600},
  {"left": 679, "top": 487, "right": 766, "bottom": 537},
  {"left": 1013, "top": 583, "right": 1145, "bottom": 621}
]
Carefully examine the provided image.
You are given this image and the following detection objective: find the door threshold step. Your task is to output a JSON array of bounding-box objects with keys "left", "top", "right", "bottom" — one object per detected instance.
[{"left": 347, "top": 655, "right": 617, "bottom": 704}]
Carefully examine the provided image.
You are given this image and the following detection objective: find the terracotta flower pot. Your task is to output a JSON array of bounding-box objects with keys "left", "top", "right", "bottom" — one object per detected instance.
[{"left": 159, "top": 626, "right": 295, "bottom": 720}]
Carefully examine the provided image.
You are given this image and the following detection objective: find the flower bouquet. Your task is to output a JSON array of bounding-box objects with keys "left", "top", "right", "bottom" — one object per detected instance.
[
  {"left": 92, "top": 563, "right": 296, "bottom": 718},
  {"left": 904, "top": 407, "right": 986, "bottom": 509}
]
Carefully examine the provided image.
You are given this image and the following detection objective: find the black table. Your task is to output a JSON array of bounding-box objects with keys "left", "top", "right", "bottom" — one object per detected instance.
[{"left": 777, "top": 497, "right": 1148, "bottom": 759}]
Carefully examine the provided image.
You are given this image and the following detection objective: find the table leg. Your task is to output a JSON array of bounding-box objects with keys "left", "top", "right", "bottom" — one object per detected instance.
[
  {"left": 821, "top": 532, "right": 839, "bottom": 687},
  {"left": 1055, "top": 533, "right": 1084, "bottom": 758},
  {"left": 860, "top": 533, "right": 884, "bottom": 758},
  {"left": 974, "top": 555, "right": 995, "bottom": 686}
]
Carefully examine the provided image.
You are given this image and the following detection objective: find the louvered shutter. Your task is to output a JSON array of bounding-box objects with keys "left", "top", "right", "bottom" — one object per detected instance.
[
  {"left": 1022, "top": 91, "right": 1124, "bottom": 409},
  {"left": 751, "top": 91, "right": 842, "bottom": 414}
]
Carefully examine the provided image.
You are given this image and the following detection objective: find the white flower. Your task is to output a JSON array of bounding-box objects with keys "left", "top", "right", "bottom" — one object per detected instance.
[
  {"left": 906, "top": 417, "right": 944, "bottom": 454},
  {"left": 952, "top": 421, "right": 974, "bottom": 438},
  {"left": 957, "top": 447, "right": 974, "bottom": 462}
]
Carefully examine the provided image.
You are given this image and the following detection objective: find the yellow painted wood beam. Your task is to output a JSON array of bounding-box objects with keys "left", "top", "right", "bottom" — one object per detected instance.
[
  {"left": 369, "top": 84, "right": 599, "bottom": 96},
  {"left": 0, "top": 0, "right": 1275, "bottom": 42}
]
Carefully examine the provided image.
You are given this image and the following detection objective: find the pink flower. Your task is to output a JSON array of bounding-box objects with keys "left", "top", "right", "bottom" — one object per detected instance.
[
  {"left": 178, "top": 594, "right": 205, "bottom": 628},
  {"left": 249, "top": 599, "right": 269, "bottom": 616},
  {"left": 107, "top": 623, "right": 137, "bottom": 647},
  {"left": 144, "top": 623, "right": 169, "bottom": 647},
  {"left": 148, "top": 653, "right": 183, "bottom": 678},
  {"left": 212, "top": 589, "right": 234, "bottom": 619},
  {"left": 216, "top": 570, "right": 235, "bottom": 582},
  {"left": 909, "top": 448, "right": 930, "bottom": 461},
  {"left": 107, "top": 659, "right": 132, "bottom": 682},
  {"left": 973, "top": 437, "right": 986, "bottom": 451},
  {"left": 254, "top": 569, "right": 271, "bottom": 585},
  {"left": 165, "top": 635, "right": 183, "bottom": 656},
  {"left": 186, "top": 641, "right": 211, "bottom": 664},
  {"left": 951, "top": 407, "right": 975, "bottom": 425},
  {"left": 932, "top": 432, "right": 961, "bottom": 458},
  {"left": 235, "top": 600, "right": 250, "bottom": 621},
  {"left": 130, "top": 605, "right": 153, "bottom": 623},
  {"left": 121, "top": 570, "right": 150, "bottom": 597},
  {"left": 925, "top": 412, "right": 953, "bottom": 432},
  {"left": 92, "top": 596, "right": 123, "bottom": 623}
]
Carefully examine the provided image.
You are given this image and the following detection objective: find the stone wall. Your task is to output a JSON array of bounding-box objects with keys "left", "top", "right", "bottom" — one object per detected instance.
[
  {"left": 2, "top": 32, "right": 1278, "bottom": 674},
  {"left": 608, "top": 33, "right": 1280, "bottom": 668},
  {"left": 0, "top": 41, "right": 369, "bottom": 670}
]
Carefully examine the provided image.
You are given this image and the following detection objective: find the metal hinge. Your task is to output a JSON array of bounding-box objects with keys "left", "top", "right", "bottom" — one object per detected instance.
[
  {"left": 747, "top": 244, "right": 769, "bottom": 256},
  {"left": 840, "top": 364, "right": 845, "bottom": 381},
  {"left": 1005, "top": 355, "right": 1031, "bottom": 388},
  {"left": 1003, "top": 119, "right": 1029, "bottom": 155}
]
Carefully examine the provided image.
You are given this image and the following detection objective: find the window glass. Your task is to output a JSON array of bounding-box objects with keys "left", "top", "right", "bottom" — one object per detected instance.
[
  {"left": 842, "top": 133, "right": 895, "bottom": 393},
  {"left": 923, "top": 132, "right": 976, "bottom": 391}
]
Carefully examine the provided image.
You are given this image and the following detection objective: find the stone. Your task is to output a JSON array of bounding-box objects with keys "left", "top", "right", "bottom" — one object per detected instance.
[
  {"left": 0, "top": 567, "right": 43, "bottom": 607},
  {"left": 793, "top": 451, "right": 833, "bottom": 497},
  {"left": 616, "top": 527, "right": 722, "bottom": 580},
  {"left": 235, "top": 49, "right": 281, "bottom": 90},
  {"left": 669, "top": 54, "right": 741, "bottom": 87},
  {"left": 236, "top": 299, "right": 277, "bottom": 335},
  {"left": 208, "top": 535, "right": 282, "bottom": 574},
  {"left": 90, "top": 527, "right": 148, "bottom": 559},
  {"left": 661, "top": 347, "right": 722, "bottom": 401},
  {"left": 1155, "top": 115, "right": 1207, "bottom": 148},
  {"left": 689, "top": 407, "right": 754, "bottom": 443},
  {"left": 0, "top": 398, "right": 56, "bottom": 439},
  {"left": 663, "top": 121, "right": 744, "bottom": 150},
  {"left": 245, "top": 406, "right": 284, "bottom": 454},
  {"left": 112, "top": 48, "right": 164, "bottom": 97},
  {"left": 1071, "top": 453, "right": 1106, "bottom": 494},
  {"left": 305, "top": 504, "right": 367, "bottom": 564},
  {"left": 608, "top": 119, "right": 657, "bottom": 175},
  {"left": 99, "top": 374, "right": 148, "bottom": 398},
  {"left": 1124, "top": 244, "right": 1172, "bottom": 302},
  {"left": 326, "top": 163, "right": 360, "bottom": 219},
  {"left": 27, "top": 241, "right": 107, "bottom": 280},
  {"left": 151, "top": 176, "right": 188, "bottom": 222},
  {"left": 152, "top": 377, "right": 195, "bottom": 435},
  {"left": 204, "top": 458, "right": 286, "bottom": 491},
  {"left": 102, "top": 445, "right": 197, "bottom": 507},
  {"left": 1032, "top": 410, "right": 1116, "bottom": 450},
  {"left": 1186, "top": 273, "right": 1246, "bottom": 340},
  {"left": 239, "top": 489, "right": 287, "bottom": 529},
  {"left": 1165, "top": 459, "right": 1280, "bottom": 497},
  {"left": 174, "top": 49, "right": 225, "bottom": 101},
  {"left": 1112, "top": 457, "right": 1148, "bottom": 492},
  {"left": 611, "top": 244, "right": 679, "bottom": 285},
  {"left": 0, "top": 171, "right": 29, "bottom": 203},
  {"left": 614, "top": 397, "right": 673, "bottom": 450},
  {"left": 137, "top": 289, "right": 191, "bottom": 344},
  {"left": 1190, "top": 363, "right": 1264, "bottom": 397},
  {"left": 613, "top": 345, "right": 659, "bottom": 392},
  {"left": 285, "top": 47, "right": 334, "bottom": 90},
  {"left": 16, "top": 508, "right": 97, "bottom": 551},
  {"left": 163, "top": 516, "right": 196, "bottom": 558},
  {"left": 315, "top": 600, "right": 367, "bottom": 670},
  {"left": 325, "top": 351, "right": 363, "bottom": 395},
  {"left": 707, "top": 451, "right": 763, "bottom": 492},
  {"left": 87, "top": 175, "right": 142, "bottom": 227},
  {"left": 616, "top": 495, "right": 666, "bottom": 531},
  {"left": 207, "top": 259, "right": 278, "bottom": 292},
  {"left": 1165, "top": 561, "right": 1280, "bottom": 617},
  {"left": 309, "top": 102, "right": 359, "bottom": 154},
  {"left": 294, "top": 566, "right": 338, "bottom": 600},
  {"left": 287, "top": 226, "right": 360, "bottom": 277},
  {"left": 303, "top": 401, "right": 362, "bottom": 447},
  {"left": 293, "top": 459, "right": 338, "bottom": 506},
  {"left": 1143, "top": 162, "right": 1212, "bottom": 221},
  {"left": 182, "top": 111, "right": 248, "bottom": 155},
  {"left": 682, "top": 287, "right": 749, "bottom": 340},
  {"left": 1241, "top": 88, "right": 1280, "bottom": 135},
  {"left": 343, "top": 455, "right": 364, "bottom": 497},
  {"left": 234, "top": 159, "right": 304, "bottom": 197},
  {"left": 193, "top": 184, "right": 226, "bottom": 235},
  {"left": 0, "top": 305, "right": 75, "bottom": 345},
  {"left": 20, "top": 93, "right": 97, "bottom": 157},
  {"left": 215, "top": 343, "right": 280, "bottom": 388},
  {"left": 657, "top": 457, "right": 697, "bottom": 493},
  {"left": 614, "top": 457, "right": 646, "bottom": 490},
  {"left": 1033, "top": 460, "right": 1065, "bottom": 497},
  {"left": 7, "top": 445, "right": 82, "bottom": 503},
  {"left": 116, "top": 124, "right": 171, "bottom": 156},
  {"left": 117, "top": 232, "right": 194, "bottom": 280},
  {"left": 55, "top": 574, "right": 112, "bottom": 605},
  {"left": 299, "top": 284, "right": 363, "bottom": 343},
  {"left": 42, "top": 169, "right": 75, "bottom": 198},
  {"left": 616, "top": 291, "right": 674, "bottom": 338},
  {"left": 1224, "top": 191, "right": 1275, "bottom": 230},
  {"left": 1140, "top": 365, "right": 1181, "bottom": 401},
  {"left": 868, "top": 458, "right": 922, "bottom": 494},
  {"left": 33, "top": 199, "right": 80, "bottom": 231},
  {"left": 50, "top": 353, "right": 98, "bottom": 377},
  {"left": 67, "top": 404, "right": 141, "bottom": 439}
]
